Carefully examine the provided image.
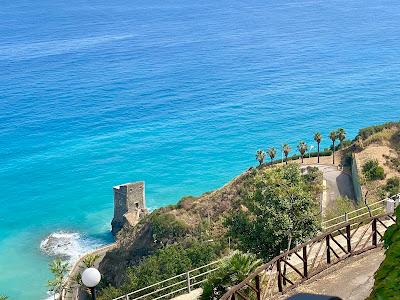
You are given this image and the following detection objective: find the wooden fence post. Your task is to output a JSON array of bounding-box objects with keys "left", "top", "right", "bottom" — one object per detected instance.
[
  {"left": 255, "top": 275, "right": 261, "bottom": 300},
  {"left": 346, "top": 224, "right": 351, "bottom": 253},
  {"left": 302, "top": 246, "right": 308, "bottom": 278},
  {"left": 326, "top": 235, "right": 331, "bottom": 264},
  {"left": 372, "top": 218, "right": 377, "bottom": 247},
  {"left": 277, "top": 259, "right": 283, "bottom": 292}
]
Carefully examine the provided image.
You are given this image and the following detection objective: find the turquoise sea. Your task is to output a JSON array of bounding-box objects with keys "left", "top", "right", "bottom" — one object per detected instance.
[{"left": 1, "top": 0, "right": 400, "bottom": 298}]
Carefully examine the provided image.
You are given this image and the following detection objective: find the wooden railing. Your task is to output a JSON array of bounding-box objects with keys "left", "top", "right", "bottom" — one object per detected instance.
[{"left": 220, "top": 213, "right": 396, "bottom": 300}]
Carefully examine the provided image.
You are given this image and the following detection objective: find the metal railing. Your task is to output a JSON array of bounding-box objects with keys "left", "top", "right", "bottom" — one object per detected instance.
[
  {"left": 221, "top": 212, "right": 397, "bottom": 300},
  {"left": 113, "top": 259, "right": 222, "bottom": 300},
  {"left": 322, "top": 193, "right": 400, "bottom": 231}
]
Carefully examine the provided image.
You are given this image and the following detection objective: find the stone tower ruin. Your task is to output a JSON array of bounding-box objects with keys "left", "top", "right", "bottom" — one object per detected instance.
[{"left": 111, "top": 181, "right": 147, "bottom": 235}]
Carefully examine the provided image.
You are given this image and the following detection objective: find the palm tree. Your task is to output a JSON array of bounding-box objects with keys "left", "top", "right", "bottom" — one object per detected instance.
[
  {"left": 329, "top": 131, "right": 337, "bottom": 164},
  {"left": 313, "top": 132, "right": 322, "bottom": 163},
  {"left": 337, "top": 128, "right": 346, "bottom": 148},
  {"left": 201, "top": 252, "right": 262, "bottom": 300},
  {"left": 267, "top": 147, "right": 276, "bottom": 165},
  {"left": 283, "top": 144, "right": 291, "bottom": 164},
  {"left": 256, "top": 149, "right": 266, "bottom": 166},
  {"left": 297, "top": 141, "right": 308, "bottom": 163}
]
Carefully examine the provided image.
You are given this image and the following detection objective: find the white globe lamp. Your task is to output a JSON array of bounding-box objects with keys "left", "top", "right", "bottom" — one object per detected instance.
[{"left": 82, "top": 267, "right": 101, "bottom": 300}]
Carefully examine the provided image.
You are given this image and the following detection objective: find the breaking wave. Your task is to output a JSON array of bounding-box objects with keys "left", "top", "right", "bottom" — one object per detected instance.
[{"left": 40, "top": 231, "right": 104, "bottom": 265}]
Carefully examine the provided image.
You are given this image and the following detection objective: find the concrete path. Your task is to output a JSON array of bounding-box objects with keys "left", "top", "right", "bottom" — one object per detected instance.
[
  {"left": 302, "top": 164, "right": 355, "bottom": 214},
  {"left": 283, "top": 247, "right": 384, "bottom": 300},
  {"left": 172, "top": 288, "right": 202, "bottom": 300}
]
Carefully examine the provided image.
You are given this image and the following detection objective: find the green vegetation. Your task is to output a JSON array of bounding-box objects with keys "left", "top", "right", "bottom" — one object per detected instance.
[
  {"left": 48, "top": 258, "right": 69, "bottom": 300},
  {"left": 99, "top": 241, "right": 226, "bottom": 300},
  {"left": 150, "top": 213, "right": 190, "bottom": 245},
  {"left": 201, "top": 252, "right": 261, "bottom": 300},
  {"left": 314, "top": 132, "right": 322, "bottom": 163},
  {"left": 225, "top": 164, "right": 320, "bottom": 260},
  {"left": 0, "top": 296, "right": 8, "bottom": 300},
  {"left": 362, "top": 159, "right": 385, "bottom": 181},
  {"left": 356, "top": 121, "right": 400, "bottom": 141},
  {"left": 83, "top": 254, "right": 100, "bottom": 268},
  {"left": 267, "top": 147, "right": 276, "bottom": 164},
  {"left": 283, "top": 144, "right": 290, "bottom": 164},
  {"left": 324, "top": 196, "right": 356, "bottom": 220},
  {"left": 382, "top": 177, "right": 400, "bottom": 197},
  {"left": 297, "top": 141, "right": 308, "bottom": 163},
  {"left": 369, "top": 207, "right": 400, "bottom": 299},
  {"left": 337, "top": 128, "right": 346, "bottom": 148},
  {"left": 255, "top": 149, "right": 266, "bottom": 166}
]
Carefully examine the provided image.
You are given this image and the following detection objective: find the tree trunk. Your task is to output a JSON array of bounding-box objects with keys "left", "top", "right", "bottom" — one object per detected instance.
[
  {"left": 332, "top": 141, "right": 335, "bottom": 164},
  {"left": 301, "top": 155, "right": 304, "bottom": 163},
  {"left": 285, "top": 155, "right": 288, "bottom": 164},
  {"left": 317, "top": 143, "right": 320, "bottom": 163}
]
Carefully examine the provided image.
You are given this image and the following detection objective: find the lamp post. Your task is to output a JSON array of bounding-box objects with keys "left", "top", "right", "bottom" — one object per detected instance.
[
  {"left": 309, "top": 145, "right": 314, "bottom": 159},
  {"left": 82, "top": 267, "right": 101, "bottom": 300}
]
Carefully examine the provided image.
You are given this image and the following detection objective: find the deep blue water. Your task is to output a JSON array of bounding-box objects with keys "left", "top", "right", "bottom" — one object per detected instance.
[{"left": 1, "top": 0, "right": 400, "bottom": 298}]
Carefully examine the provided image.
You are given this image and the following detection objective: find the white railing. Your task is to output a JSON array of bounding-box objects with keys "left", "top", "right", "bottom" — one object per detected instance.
[
  {"left": 112, "top": 193, "right": 400, "bottom": 300},
  {"left": 113, "top": 259, "right": 222, "bottom": 300},
  {"left": 322, "top": 193, "right": 400, "bottom": 231}
]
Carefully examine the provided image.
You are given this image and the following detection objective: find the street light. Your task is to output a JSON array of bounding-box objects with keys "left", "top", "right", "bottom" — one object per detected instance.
[
  {"left": 82, "top": 267, "right": 101, "bottom": 300},
  {"left": 309, "top": 145, "right": 315, "bottom": 159}
]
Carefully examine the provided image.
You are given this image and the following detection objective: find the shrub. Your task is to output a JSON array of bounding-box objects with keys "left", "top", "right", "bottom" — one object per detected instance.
[
  {"left": 356, "top": 122, "right": 400, "bottom": 140},
  {"left": 201, "top": 252, "right": 261, "bottom": 300},
  {"left": 362, "top": 159, "right": 385, "bottom": 181},
  {"left": 150, "top": 213, "right": 189, "bottom": 244},
  {"left": 384, "top": 177, "right": 400, "bottom": 197},
  {"left": 176, "top": 196, "right": 197, "bottom": 210}
]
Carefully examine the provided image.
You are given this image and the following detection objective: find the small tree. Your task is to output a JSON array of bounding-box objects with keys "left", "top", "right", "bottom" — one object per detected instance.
[
  {"left": 48, "top": 258, "right": 69, "bottom": 300},
  {"left": 337, "top": 128, "right": 346, "bottom": 148},
  {"left": 267, "top": 147, "right": 276, "bottom": 165},
  {"left": 329, "top": 131, "right": 337, "bottom": 164},
  {"left": 283, "top": 144, "right": 291, "bottom": 165},
  {"left": 0, "top": 295, "right": 8, "bottom": 300},
  {"left": 297, "top": 141, "right": 308, "bottom": 163},
  {"left": 255, "top": 149, "right": 266, "bottom": 166},
  {"left": 225, "top": 164, "right": 320, "bottom": 260},
  {"left": 313, "top": 132, "right": 322, "bottom": 163}
]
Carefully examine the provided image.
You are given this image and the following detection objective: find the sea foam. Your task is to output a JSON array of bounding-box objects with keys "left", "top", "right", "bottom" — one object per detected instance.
[{"left": 40, "top": 231, "right": 104, "bottom": 265}]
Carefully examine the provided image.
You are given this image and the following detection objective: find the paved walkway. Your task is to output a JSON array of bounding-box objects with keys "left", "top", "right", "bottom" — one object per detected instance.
[
  {"left": 282, "top": 247, "right": 384, "bottom": 300},
  {"left": 302, "top": 164, "right": 355, "bottom": 215},
  {"left": 172, "top": 288, "right": 202, "bottom": 300}
]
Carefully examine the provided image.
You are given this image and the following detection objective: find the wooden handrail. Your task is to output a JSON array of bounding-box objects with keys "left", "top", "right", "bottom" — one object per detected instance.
[{"left": 220, "top": 213, "right": 396, "bottom": 300}]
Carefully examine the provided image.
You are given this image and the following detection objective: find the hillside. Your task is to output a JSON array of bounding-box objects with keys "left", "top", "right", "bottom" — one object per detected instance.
[
  {"left": 97, "top": 163, "right": 322, "bottom": 299},
  {"left": 352, "top": 122, "right": 400, "bottom": 202},
  {"left": 96, "top": 121, "right": 400, "bottom": 300}
]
